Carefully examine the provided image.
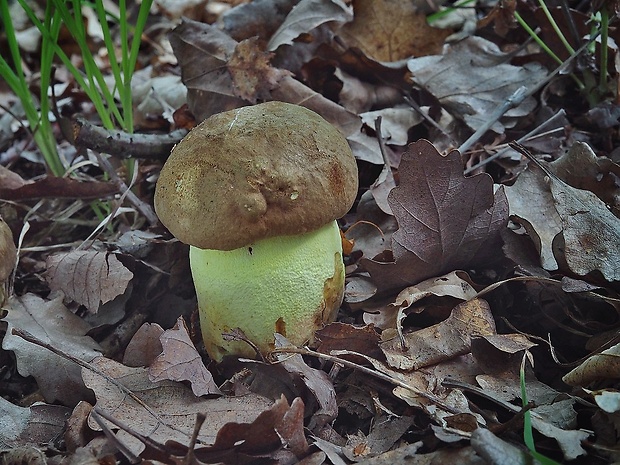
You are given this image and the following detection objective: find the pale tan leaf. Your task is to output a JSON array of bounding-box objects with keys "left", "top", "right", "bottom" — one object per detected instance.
[
  {"left": 82, "top": 357, "right": 273, "bottom": 455},
  {"left": 45, "top": 250, "right": 133, "bottom": 313},
  {"left": 148, "top": 317, "right": 221, "bottom": 396}
]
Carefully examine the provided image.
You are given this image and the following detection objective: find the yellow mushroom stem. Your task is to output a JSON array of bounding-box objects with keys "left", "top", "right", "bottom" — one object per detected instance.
[{"left": 190, "top": 220, "right": 345, "bottom": 362}]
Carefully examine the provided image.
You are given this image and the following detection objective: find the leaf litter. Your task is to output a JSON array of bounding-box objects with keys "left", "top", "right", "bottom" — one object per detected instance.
[{"left": 1, "top": 0, "right": 620, "bottom": 464}]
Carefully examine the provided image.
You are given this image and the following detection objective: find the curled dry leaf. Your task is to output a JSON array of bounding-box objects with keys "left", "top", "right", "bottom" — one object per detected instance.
[
  {"left": 267, "top": 0, "right": 353, "bottom": 51},
  {"left": 362, "top": 139, "right": 508, "bottom": 294},
  {"left": 148, "top": 317, "right": 222, "bottom": 397},
  {"left": 504, "top": 164, "right": 562, "bottom": 271},
  {"left": 563, "top": 343, "right": 620, "bottom": 387},
  {"left": 45, "top": 250, "right": 134, "bottom": 313},
  {"left": 380, "top": 298, "right": 496, "bottom": 370},
  {"left": 273, "top": 334, "right": 338, "bottom": 428}
]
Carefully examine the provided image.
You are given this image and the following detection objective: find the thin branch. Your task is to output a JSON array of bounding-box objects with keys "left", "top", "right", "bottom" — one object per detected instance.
[{"left": 71, "top": 117, "right": 187, "bottom": 160}]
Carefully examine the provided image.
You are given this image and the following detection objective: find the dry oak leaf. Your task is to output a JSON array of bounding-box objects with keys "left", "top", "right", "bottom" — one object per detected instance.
[
  {"left": 0, "top": 396, "right": 71, "bottom": 448},
  {"left": 148, "top": 317, "right": 222, "bottom": 397},
  {"left": 169, "top": 19, "right": 246, "bottom": 121},
  {"left": 192, "top": 395, "right": 309, "bottom": 464},
  {"left": 380, "top": 298, "right": 496, "bottom": 371},
  {"left": 338, "top": 0, "right": 451, "bottom": 62},
  {"left": 2, "top": 294, "right": 102, "bottom": 405},
  {"left": 549, "top": 141, "right": 620, "bottom": 216},
  {"left": 504, "top": 164, "right": 563, "bottom": 271},
  {"left": 45, "top": 250, "right": 133, "bottom": 313},
  {"left": 362, "top": 139, "right": 508, "bottom": 294},
  {"left": 82, "top": 357, "right": 273, "bottom": 456},
  {"left": 267, "top": 0, "right": 352, "bottom": 51},
  {"left": 407, "top": 36, "right": 546, "bottom": 133},
  {"left": 548, "top": 168, "right": 620, "bottom": 282}
]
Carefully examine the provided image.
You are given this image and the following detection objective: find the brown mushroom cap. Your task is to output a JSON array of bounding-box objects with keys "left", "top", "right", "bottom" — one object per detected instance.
[{"left": 154, "top": 101, "right": 358, "bottom": 250}]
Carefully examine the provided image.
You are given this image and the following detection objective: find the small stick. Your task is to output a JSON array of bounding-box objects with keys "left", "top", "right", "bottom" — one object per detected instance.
[{"left": 71, "top": 117, "right": 187, "bottom": 160}]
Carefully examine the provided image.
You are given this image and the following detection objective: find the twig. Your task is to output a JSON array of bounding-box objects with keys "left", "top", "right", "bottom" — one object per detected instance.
[
  {"left": 71, "top": 117, "right": 187, "bottom": 160},
  {"left": 463, "top": 109, "right": 566, "bottom": 175},
  {"left": 270, "top": 346, "right": 467, "bottom": 417}
]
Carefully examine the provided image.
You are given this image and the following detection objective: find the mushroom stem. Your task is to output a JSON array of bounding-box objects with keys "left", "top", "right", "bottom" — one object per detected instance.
[{"left": 190, "top": 220, "right": 345, "bottom": 361}]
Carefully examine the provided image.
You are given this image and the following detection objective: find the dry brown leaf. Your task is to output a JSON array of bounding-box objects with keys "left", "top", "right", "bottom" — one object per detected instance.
[
  {"left": 82, "top": 356, "right": 273, "bottom": 456},
  {"left": 392, "top": 271, "right": 479, "bottom": 311},
  {"left": 407, "top": 36, "right": 546, "bottom": 133},
  {"left": 563, "top": 343, "right": 620, "bottom": 387},
  {"left": 192, "top": 395, "right": 308, "bottom": 464},
  {"left": 504, "top": 164, "right": 562, "bottom": 271},
  {"left": 228, "top": 37, "right": 291, "bottom": 103},
  {"left": 316, "top": 322, "right": 383, "bottom": 361},
  {"left": 273, "top": 334, "right": 338, "bottom": 428},
  {"left": 1, "top": 294, "right": 102, "bottom": 405},
  {"left": 362, "top": 140, "right": 508, "bottom": 294},
  {"left": 0, "top": 397, "right": 71, "bottom": 448},
  {"left": 380, "top": 298, "right": 496, "bottom": 370},
  {"left": 0, "top": 216, "right": 16, "bottom": 283},
  {"left": 267, "top": 0, "right": 352, "bottom": 51},
  {"left": 148, "top": 317, "right": 222, "bottom": 397},
  {"left": 123, "top": 322, "right": 164, "bottom": 367},
  {"left": 168, "top": 19, "right": 246, "bottom": 121},
  {"left": 549, "top": 173, "right": 620, "bottom": 282},
  {"left": 339, "top": 0, "right": 451, "bottom": 62},
  {"left": 45, "top": 250, "right": 133, "bottom": 313},
  {"left": 549, "top": 141, "right": 620, "bottom": 216}
]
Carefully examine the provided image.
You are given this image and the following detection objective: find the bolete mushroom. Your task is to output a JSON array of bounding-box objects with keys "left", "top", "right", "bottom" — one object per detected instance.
[{"left": 154, "top": 101, "right": 358, "bottom": 361}]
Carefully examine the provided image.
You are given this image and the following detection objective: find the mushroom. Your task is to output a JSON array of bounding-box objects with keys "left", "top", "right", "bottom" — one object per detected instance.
[{"left": 154, "top": 101, "right": 358, "bottom": 361}]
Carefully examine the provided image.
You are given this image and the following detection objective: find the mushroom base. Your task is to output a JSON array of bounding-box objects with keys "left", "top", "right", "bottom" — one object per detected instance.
[{"left": 190, "top": 220, "right": 345, "bottom": 362}]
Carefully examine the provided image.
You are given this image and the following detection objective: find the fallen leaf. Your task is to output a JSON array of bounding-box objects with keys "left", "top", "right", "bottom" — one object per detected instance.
[
  {"left": 504, "top": 164, "right": 563, "bottom": 270},
  {"left": 267, "top": 0, "right": 352, "bottom": 51},
  {"left": 2, "top": 294, "right": 102, "bottom": 405},
  {"left": 380, "top": 298, "right": 496, "bottom": 370},
  {"left": 359, "top": 106, "right": 423, "bottom": 146},
  {"left": 549, "top": 141, "right": 620, "bottom": 216},
  {"left": 192, "top": 395, "right": 309, "bottom": 464},
  {"left": 273, "top": 334, "right": 338, "bottom": 428},
  {"left": 148, "top": 317, "right": 222, "bottom": 397},
  {"left": 392, "top": 271, "right": 479, "bottom": 311},
  {"left": 407, "top": 36, "right": 546, "bottom": 132},
  {"left": 168, "top": 19, "right": 246, "bottom": 121},
  {"left": 339, "top": 0, "right": 451, "bottom": 62},
  {"left": 227, "top": 37, "right": 291, "bottom": 103},
  {"left": 0, "top": 215, "right": 16, "bottom": 282},
  {"left": 563, "top": 343, "right": 620, "bottom": 387},
  {"left": 0, "top": 397, "right": 70, "bottom": 448},
  {"left": 82, "top": 356, "right": 273, "bottom": 455},
  {"left": 362, "top": 140, "right": 508, "bottom": 294},
  {"left": 549, "top": 173, "right": 620, "bottom": 282},
  {"left": 123, "top": 322, "right": 164, "bottom": 367},
  {"left": 45, "top": 250, "right": 134, "bottom": 313}
]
